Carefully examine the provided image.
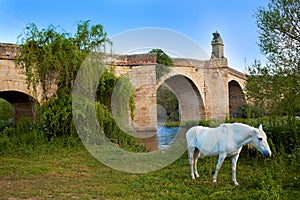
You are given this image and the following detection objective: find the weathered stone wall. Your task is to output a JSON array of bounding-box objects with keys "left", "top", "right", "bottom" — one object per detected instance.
[
  {"left": 112, "top": 54, "right": 158, "bottom": 132},
  {"left": 0, "top": 44, "right": 28, "bottom": 94}
]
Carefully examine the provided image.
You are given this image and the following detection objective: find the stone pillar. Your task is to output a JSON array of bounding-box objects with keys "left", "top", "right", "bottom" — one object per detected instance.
[
  {"left": 113, "top": 54, "right": 158, "bottom": 132},
  {"left": 206, "top": 32, "right": 230, "bottom": 120},
  {"left": 130, "top": 64, "right": 157, "bottom": 132}
]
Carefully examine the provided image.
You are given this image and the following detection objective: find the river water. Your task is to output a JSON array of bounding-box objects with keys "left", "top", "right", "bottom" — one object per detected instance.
[{"left": 141, "top": 126, "right": 179, "bottom": 151}]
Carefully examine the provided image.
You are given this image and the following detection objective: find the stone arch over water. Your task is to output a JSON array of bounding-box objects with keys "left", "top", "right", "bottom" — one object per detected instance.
[{"left": 157, "top": 74, "right": 206, "bottom": 122}]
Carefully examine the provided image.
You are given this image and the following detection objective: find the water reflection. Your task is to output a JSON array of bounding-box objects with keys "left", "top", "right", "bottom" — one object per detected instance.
[{"left": 141, "top": 126, "right": 179, "bottom": 151}]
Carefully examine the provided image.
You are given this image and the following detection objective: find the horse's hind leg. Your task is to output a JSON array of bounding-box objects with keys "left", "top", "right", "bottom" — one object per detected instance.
[
  {"left": 188, "top": 147, "right": 196, "bottom": 179},
  {"left": 193, "top": 148, "right": 200, "bottom": 178}
]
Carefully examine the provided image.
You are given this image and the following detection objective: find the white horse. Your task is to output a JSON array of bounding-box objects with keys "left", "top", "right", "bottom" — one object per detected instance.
[{"left": 186, "top": 123, "right": 271, "bottom": 186}]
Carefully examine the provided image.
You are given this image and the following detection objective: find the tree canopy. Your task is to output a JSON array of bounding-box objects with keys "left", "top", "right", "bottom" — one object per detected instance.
[
  {"left": 246, "top": 0, "right": 300, "bottom": 118},
  {"left": 149, "top": 48, "right": 173, "bottom": 81},
  {"left": 17, "top": 20, "right": 109, "bottom": 99},
  {"left": 246, "top": 0, "right": 300, "bottom": 152}
]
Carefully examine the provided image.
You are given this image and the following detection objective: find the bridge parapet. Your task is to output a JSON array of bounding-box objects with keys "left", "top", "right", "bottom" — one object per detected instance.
[
  {"left": 0, "top": 43, "right": 18, "bottom": 60},
  {"left": 107, "top": 53, "right": 156, "bottom": 66},
  {"left": 228, "top": 68, "right": 246, "bottom": 80},
  {"left": 173, "top": 58, "right": 213, "bottom": 69}
]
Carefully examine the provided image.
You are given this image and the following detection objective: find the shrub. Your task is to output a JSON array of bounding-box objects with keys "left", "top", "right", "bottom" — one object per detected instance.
[
  {"left": 0, "top": 99, "right": 12, "bottom": 120},
  {"left": 0, "top": 117, "right": 47, "bottom": 155},
  {"left": 36, "top": 92, "right": 75, "bottom": 137},
  {"left": 0, "top": 119, "right": 13, "bottom": 132},
  {"left": 0, "top": 133, "right": 14, "bottom": 155}
]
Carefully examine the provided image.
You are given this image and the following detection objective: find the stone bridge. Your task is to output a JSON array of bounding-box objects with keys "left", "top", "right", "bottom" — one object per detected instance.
[
  {"left": 111, "top": 32, "right": 247, "bottom": 131},
  {"left": 0, "top": 32, "right": 246, "bottom": 130}
]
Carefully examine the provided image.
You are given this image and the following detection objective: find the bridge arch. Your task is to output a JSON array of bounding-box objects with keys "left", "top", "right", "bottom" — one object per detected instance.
[
  {"left": 157, "top": 73, "right": 206, "bottom": 122},
  {"left": 228, "top": 80, "right": 246, "bottom": 117},
  {"left": 0, "top": 43, "right": 41, "bottom": 124},
  {"left": 0, "top": 90, "right": 38, "bottom": 125}
]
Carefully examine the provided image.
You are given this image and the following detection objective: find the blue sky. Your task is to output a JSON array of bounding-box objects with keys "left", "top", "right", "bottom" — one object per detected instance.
[{"left": 0, "top": 0, "right": 268, "bottom": 72}]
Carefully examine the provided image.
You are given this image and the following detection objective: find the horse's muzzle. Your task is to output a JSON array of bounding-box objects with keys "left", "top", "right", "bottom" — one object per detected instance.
[{"left": 263, "top": 151, "right": 271, "bottom": 157}]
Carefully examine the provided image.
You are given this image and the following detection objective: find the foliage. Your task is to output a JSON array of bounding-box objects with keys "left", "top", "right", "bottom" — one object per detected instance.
[
  {"left": 96, "top": 67, "right": 118, "bottom": 109},
  {"left": 149, "top": 49, "right": 173, "bottom": 81},
  {"left": 16, "top": 20, "right": 109, "bottom": 98},
  {"left": 36, "top": 91, "right": 75, "bottom": 137},
  {"left": 231, "top": 104, "right": 264, "bottom": 119},
  {"left": 0, "top": 99, "right": 12, "bottom": 120},
  {"left": 157, "top": 85, "right": 179, "bottom": 122},
  {"left": 0, "top": 99, "right": 13, "bottom": 131},
  {"left": 246, "top": 0, "right": 300, "bottom": 151},
  {"left": 256, "top": 0, "right": 300, "bottom": 68},
  {"left": 97, "top": 69, "right": 135, "bottom": 120},
  {"left": 149, "top": 48, "right": 174, "bottom": 67},
  {"left": 0, "top": 117, "right": 48, "bottom": 155},
  {"left": 249, "top": 0, "right": 300, "bottom": 117},
  {"left": 15, "top": 20, "right": 109, "bottom": 136},
  {"left": 95, "top": 102, "right": 146, "bottom": 152}
]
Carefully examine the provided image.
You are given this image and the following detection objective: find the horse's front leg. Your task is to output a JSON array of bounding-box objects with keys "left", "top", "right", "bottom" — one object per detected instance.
[
  {"left": 231, "top": 153, "right": 240, "bottom": 186},
  {"left": 213, "top": 153, "right": 226, "bottom": 183}
]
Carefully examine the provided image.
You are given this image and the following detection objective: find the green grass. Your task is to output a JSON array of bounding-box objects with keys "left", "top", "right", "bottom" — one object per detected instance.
[{"left": 0, "top": 142, "right": 299, "bottom": 199}]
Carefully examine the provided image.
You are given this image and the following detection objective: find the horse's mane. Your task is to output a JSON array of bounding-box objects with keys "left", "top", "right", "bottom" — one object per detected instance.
[
  {"left": 219, "top": 123, "right": 257, "bottom": 137},
  {"left": 217, "top": 122, "right": 252, "bottom": 129}
]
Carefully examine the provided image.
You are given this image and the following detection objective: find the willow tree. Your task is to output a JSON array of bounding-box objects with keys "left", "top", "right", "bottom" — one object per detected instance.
[
  {"left": 246, "top": 0, "right": 300, "bottom": 150},
  {"left": 17, "top": 20, "right": 108, "bottom": 98},
  {"left": 16, "top": 20, "right": 110, "bottom": 136}
]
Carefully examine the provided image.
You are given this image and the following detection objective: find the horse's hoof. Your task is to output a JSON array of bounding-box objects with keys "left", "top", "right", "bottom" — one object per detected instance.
[
  {"left": 233, "top": 182, "right": 239, "bottom": 186},
  {"left": 213, "top": 179, "right": 217, "bottom": 183}
]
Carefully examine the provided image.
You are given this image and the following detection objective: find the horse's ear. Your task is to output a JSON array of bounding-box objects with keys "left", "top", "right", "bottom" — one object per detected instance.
[{"left": 258, "top": 124, "right": 263, "bottom": 130}]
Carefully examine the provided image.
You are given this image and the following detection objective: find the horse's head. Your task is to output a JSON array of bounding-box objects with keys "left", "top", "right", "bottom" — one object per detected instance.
[{"left": 251, "top": 125, "right": 271, "bottom": 157}]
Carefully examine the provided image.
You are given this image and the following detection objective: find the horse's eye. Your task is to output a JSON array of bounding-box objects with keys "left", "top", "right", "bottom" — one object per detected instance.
[{"left": 258, "top": 138, "right": 263, "bottom": 141}]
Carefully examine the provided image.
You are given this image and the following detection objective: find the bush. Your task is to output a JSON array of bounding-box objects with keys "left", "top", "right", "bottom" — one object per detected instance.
[
  {"left": 264, "top": 121, "right": 300, "bottom": 154},
  {"left": 231, "top": 104, "right": 263, "bottom": 119},
  {"left": 0, "top": 133, "right": 14, "bottom": 155},
  {"left": 0, "top": 119, "right": 13, "bottom": 132},
  {"left": 0, "top": 99, "right": 12, "bottom": 120},
  {"left": 36, "top": 92, "right": 75, "bottom": 137}
]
